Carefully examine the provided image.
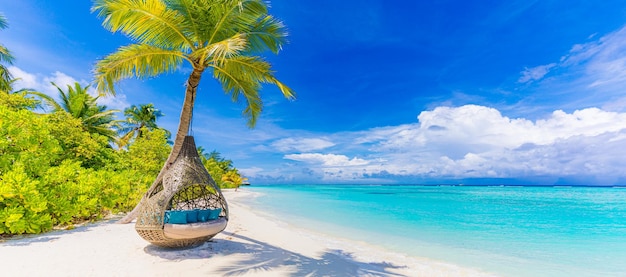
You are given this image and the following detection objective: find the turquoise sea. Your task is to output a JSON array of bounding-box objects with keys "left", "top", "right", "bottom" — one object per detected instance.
[{"left": 240, "top": 185, "right": 626, "bottom": 277}]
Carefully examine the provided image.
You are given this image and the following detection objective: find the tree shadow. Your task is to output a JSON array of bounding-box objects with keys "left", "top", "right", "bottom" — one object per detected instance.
[{"left": 145, "top": 231, "right": 407, "bottom": 276}]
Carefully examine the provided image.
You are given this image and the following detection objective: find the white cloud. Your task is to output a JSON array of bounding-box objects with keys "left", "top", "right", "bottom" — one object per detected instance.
[
  {"left": 284, "top": 153, "right": 369, "bottom": 167},
  {"left": 97, "top": 94, "right": 129, "bottom": 111},
  {"left": 8, "top": 66, "right": 38, "bottom": 89},
  {"left": 8, "top": 66, "right": 129, "bottom": 111},
  {"left": 44, "top": 71, "right": 79, "bottom": 91},
  {"left": 270, "top": 105, "right": 626, "bottom": 183},
  {"left": 518, "top": 63, "right": 556, "bottom": 83},
  {"left": 516, "top": 24, "right": 626, "bottom": 111},
  {"left": 272, "top": 137, "right": 335, "bottom": 152},
  {"left": 561, "top": 26, "right": 626, "bottom": 89}
]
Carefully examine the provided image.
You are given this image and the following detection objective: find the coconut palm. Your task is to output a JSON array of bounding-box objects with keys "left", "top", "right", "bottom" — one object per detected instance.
[
  {"left": 0, "top": 13, "right": 15, "bottom": 92},
  {"left": 92, "top": 0, "right": 295, "bottom": 223},
  {"left": 29, "top": 82, "right": 121, "bottom": 142},
  {"left": 118, "top": 103, "right": 169, "bottom": 147}
]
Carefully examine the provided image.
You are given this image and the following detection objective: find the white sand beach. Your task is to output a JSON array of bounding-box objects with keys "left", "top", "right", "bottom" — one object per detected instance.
[{"left": 0, "top": 189, "right": 495, "bottom": 277}]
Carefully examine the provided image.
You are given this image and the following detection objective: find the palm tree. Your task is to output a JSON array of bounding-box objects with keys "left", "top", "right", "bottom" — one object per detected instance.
[
  {"left": 0, "top": 13, "right": 15, "bottom": 92},
  {"left": 92, "top": 0, "right": 295, "bottom": 223},
  {"left": 197, "top": 146, "right": 210, "bottom": 164},
  {"left": 29, "top": 82, "right": 121, "bottom": 142},
  {"left": 118, "top": 103, "right": 169, "bottom": 148}
]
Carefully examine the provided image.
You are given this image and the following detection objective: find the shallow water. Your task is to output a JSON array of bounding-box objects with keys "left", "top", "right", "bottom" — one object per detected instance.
[{"left": 241, "top": 185, "right": 626, "bottom": 277}]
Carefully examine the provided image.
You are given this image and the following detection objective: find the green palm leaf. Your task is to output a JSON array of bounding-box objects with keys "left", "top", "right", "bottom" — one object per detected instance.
[
  {"left": 94, "top": 44, "right": 186, "bottom": 95},
  {"left": 212, "top": 56, "right": 293, "bottom": 126},
  {"left": 93, "top": 0, "right": 295, "bottom": 223},
  {"left": 26, "top": 82, "right": 121, "bottom": 142},
  {"left": 117, "top": 103, "right": 167, "bottom": 147},
  {"left": 92, "top": 0, "right": 193, "bottom": 50},
  {"left": 0, "top": 13, "right": 15, "bottom": 92}
]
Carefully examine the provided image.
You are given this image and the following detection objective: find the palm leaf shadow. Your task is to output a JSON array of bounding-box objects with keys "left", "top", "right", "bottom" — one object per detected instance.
[{"left": 145, "top": 231, "right": 407, "bottom": 276}]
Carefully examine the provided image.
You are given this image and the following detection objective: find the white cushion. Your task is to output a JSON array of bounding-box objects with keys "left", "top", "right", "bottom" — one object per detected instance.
[{"left": 163, "top": 217, "right": 227, "bottom": 240}]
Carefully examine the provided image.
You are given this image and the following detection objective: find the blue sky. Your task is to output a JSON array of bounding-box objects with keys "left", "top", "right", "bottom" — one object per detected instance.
[{"left": 3, "top": 1, "right": 626, "bottom": 185}]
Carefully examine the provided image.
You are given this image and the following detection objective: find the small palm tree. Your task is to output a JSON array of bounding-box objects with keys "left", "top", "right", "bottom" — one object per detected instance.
[
  {"left": 222, "top": 170, "right": 244, "bottom": 189},
  {"left": 29, "top": 82, "right": 121, "bottom": 142},
  {"left": 0, "top": 13, "right": 15, "bottom": 92},
  {"left": 92, "top": 0, "right": 295, "bottom": 223},
  {"left": 118, "top": 103, "right": 169, "bottom": 147},
  {"left": 197, "top": 146, "right": 210, "bottom": 164}
]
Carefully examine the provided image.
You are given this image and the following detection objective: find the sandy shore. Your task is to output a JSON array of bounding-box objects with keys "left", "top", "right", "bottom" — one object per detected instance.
[{"left": 0, "top": 189, "right": 496, "bottom": 276}]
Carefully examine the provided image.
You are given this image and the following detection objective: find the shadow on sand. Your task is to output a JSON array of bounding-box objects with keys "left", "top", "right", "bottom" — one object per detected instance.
[{"left": 145, "top": 231, "right": 407, "bottom": 277}]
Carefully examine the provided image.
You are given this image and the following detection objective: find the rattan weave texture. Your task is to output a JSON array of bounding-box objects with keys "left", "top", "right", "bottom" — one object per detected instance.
[{"left": 135, "top": 136, "right": 229, "bottom": 248}]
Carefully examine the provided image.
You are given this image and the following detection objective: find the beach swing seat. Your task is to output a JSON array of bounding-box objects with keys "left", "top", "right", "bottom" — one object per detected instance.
[{"left": 135, "top": 136, "right": 229, "bottom": 248}]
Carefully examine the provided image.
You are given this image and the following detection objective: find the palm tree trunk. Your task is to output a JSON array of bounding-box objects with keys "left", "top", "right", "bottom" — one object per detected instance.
[{"left": 118, "top": 67, "right": 205, "bottom": 224}]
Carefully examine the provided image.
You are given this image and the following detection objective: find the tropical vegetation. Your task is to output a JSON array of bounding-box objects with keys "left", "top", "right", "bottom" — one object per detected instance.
[
  {"left": 0, "top": 13, "right": 14, "bottom": 92},
  {"left": 1, "top": 86, "right": 244, "bottom": 236},
  {"left": 91, "top": 0, "right": 294, "bottom": 223},
  {"left": 118, "top": 103, "right": 169, "bottom": 148},
  {"left": 0, "top": 0, "right": 294, "bottom": 235},
  {"left": 29, "top": 82, "right": 121, "bottom": 143}
]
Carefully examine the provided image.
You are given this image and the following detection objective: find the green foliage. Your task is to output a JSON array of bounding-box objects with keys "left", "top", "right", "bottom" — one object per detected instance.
[
  {"left": 0, "top": 90, "right": 38, "bottom": 110},
  {"left": 27, "top": 82, "right": 121, "bottom": 143},
  {"left": 118, "top": 103, "right": 169, "bottom": 148},
  {"left": 92, "top": 0, "right": 295, "bottom": 128},
  {"left": 46, "top": 112, "right": 116, "bottom": 169},
  {"left": 0, "top": 104, "right": 240, "bottom": 236},
  {"left": 0, "top": 105, "right": 62, "bottom": 177},
  {"left": 118, "top": 127, "right": 171, "bottom": 174},
  {"left": 0, "top": 13, "right": 15, "bottom": 93},
  {"left": 199, "top": 150, "right": 243, "bottom": 189},
  {"left": 0, "top": 106, "right": 172, "bottom": 236},
  {"left": 0, "top": 165, "right": 53, "bottom": 235}
]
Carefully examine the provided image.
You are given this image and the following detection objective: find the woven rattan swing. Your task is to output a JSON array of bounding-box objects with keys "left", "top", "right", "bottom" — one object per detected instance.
[{"left": 135, "top": 135, "right": 228, "bottom": 248}]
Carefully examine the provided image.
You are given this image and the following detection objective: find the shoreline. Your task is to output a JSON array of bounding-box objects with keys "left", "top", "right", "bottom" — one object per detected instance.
[{"left": 0, "top": 189, "right": 495, "bottom": 276}]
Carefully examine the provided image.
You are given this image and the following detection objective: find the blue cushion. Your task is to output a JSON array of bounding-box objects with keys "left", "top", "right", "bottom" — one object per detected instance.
[
  {"left": 186, "top": 209, "right": 199, "bottom": 223},
  {"left": 208, "top": 208, "right": 222, "bottom": 220},
  {"left": 197, "top": 209, "right": 212, "bottom": 222},
  {"left": 165, "top": 211, "right": 187, "bottom": 224}
]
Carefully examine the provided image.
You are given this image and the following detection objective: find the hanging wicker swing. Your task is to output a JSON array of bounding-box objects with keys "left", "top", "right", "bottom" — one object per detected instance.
[{"left": 135, "top": 135, "right": 228, "bottom": 248}]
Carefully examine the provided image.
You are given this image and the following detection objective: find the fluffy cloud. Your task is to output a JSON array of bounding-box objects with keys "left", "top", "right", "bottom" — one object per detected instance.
[
  {"left": 277, "top": 105, "right": 626, "bottom": 184},
  {"left": 284, "top": 153, "right": 369, "bottom": 167}
]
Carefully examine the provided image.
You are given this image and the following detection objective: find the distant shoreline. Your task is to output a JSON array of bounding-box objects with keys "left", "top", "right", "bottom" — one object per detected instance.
[{"left": 246, "top": 183, "right": 626, "bottom": 188}]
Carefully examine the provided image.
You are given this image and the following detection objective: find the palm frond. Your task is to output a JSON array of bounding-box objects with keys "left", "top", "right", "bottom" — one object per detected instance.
[
  {"left": 211, "top": 55, "right": 295, "bottom": 127},
  {"left": 207, "top": 0, "right": 268, "bottom": 45},
  {"left": 165, "top": 0, "right": 216, "bottom": 44},
  {"left": 212, "top": 57, "right": 266, "bottom": 127},
  {"left": 245, "top": 15, "right": 288, "bottom": 54},
  {"left": 24, "top": 90, "right": 63, "bottom": 112},
  {"left": 0, "top": 66, "right": 13, "bottom": 92},
  {"left": 93, "top": 44, "right": 186, "bottom": 95},
  {"left": 92, "top": 0, "right": 193, "bottom": 51},
  {"left": 225, "top": 56, "right": 295, "bottom": 99},
  {"left": 0, "top": 44, "right": 14, "bottom": 64},
  {"left": 0, "top": 14, "right": 7, "bottom": 29},
  {"left": 84, "top": 108, "right": 120, "bottom": 124},
  {"left": 193, "top": 33, "right": 247, "bottom": 65}
]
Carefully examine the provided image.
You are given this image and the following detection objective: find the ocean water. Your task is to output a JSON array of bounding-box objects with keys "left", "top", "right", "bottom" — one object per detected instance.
[{"left": 240, "top": 185, "right": 626, "bottom": 277}]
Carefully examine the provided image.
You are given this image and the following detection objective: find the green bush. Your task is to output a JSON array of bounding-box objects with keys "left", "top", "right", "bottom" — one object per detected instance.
[
  {"left": 0, "top": 105, "right": 166, "bottom": 235},
  {"left": 0, "top": 164, "right": 53, "bottom": 234},
  {"left": 0, "top": 98, "right": 238, "bottom": 236}
]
